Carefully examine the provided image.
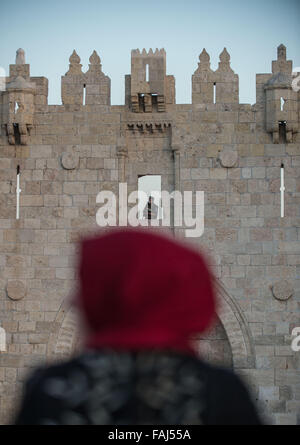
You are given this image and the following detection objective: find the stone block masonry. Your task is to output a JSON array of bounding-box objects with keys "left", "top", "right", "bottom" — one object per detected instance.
[{"left": 0, "top": 44, "right": 299, "bottom": 425}]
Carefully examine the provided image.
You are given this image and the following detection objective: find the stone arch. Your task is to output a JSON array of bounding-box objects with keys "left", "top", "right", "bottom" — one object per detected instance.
[
  {"left": 47, "top": 279, "right": 255, "bottom": 370},
  {"left": 214, "top": 280, "right": 255, "bottom": 369},
  {"left": 194, "top": 315, "right": 233, "bottom": 368},
  {"left": 47, "top": 299, "right": 80, "bottom": 362}
]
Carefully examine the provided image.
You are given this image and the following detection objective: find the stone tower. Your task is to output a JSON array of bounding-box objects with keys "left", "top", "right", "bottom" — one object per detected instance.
[
  {"left": 125, "top": 48, "right": 175, "bottom": 112},
  {"left": 264, "top": 44, "right": 299, "bottom": 143},
  {"left": 2, "top": 49, "right": 36, "bottom": 145},
  {"left": 0, "top": 45, "right": 299, "bottom": 425}
]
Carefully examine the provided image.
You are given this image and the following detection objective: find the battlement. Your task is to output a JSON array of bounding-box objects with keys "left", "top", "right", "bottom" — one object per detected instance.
[
  {"left": 128, "top": 47, "right": 171, "bottom": 112},
  {"left": 0, "top": 43, "right": 300, "bottom": 427},
  {"left": 0, "top": 44, "right": 299, "bottom": 142},
  {"left": 131, "top": 48, "right": 166, "bottom": 58}
]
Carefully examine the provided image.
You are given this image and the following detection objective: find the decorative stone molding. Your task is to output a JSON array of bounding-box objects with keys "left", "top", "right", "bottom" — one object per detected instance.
[
  {"left": 116, "top": 137, "right": 128, "bottom": 158},
  {"left": 216, "top": 47, "right": 233, "bottom": 73},
  {"left": 16, "top": 48, "right": 25, "bottom": 65},
  {"left": 127, "top": 122, "right": 171, "bottom": 132},
  {"left": 66, "top": 50, "right": 83, "bottom": 76},
  {"left": 61, "top": 151, "right": 79, "bottom": 170},
  {"left": 86, "top": 50, "right": 102, "bottom": 75},
  {"left": 271, "top": 280, "right": 293, "bottom": 301},
  {"left": 214, "top": 280, "right": 255, "bottom": 369},
  {"left": 195, "top": 48, "right": 213, "bottom": 73},
  {"left": 9, "top": 48, "right": 30, "bottom": 78},
  {"left": 6, "top": 280, "right": 26, "bottom": 301},
  {"left": 219, "top": 149, "right": 238, "bottom": 168},
  {"left": 46, "top": 297, "right": 82, "bottom": 362},
  {"left": 6, "top": 122, "right": 32, "bottom": 146}
]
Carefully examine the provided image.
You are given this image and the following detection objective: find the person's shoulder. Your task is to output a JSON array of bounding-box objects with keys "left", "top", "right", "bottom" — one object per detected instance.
[
  {"left": 24, "top": 355, "right": 84, "bottom": 392},
  {"left": 203, "top": 361, "right": 244, "bottom": 385},
  {"left": 14, "top": 354, "right": 89, "bottom": 424},
  {"left": 190, "top": 358, "right": 251, "bottom": 394},
  {"left": 196, "top": 362, "right": 262, "bottom": 425},
  {"left": 180, "top": 354, "right": 228, "bottom": 375}
]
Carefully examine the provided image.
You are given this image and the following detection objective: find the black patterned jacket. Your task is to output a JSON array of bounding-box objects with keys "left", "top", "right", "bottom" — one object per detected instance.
[{"left": 15, "top": 349, "right": 261, "bottom": 425}]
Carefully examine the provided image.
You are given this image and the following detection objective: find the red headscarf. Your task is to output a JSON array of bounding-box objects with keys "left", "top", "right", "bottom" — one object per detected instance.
[{"left": 77, "top": 228, "right": 217, "bottom": 355}]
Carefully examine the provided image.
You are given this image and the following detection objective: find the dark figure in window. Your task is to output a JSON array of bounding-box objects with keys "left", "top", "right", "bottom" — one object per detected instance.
[{"left": 143, "top": 196, "right": 158, "bottom": 220}]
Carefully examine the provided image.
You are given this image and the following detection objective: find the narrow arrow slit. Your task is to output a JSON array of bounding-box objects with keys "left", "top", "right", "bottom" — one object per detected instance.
[
  {"left": 280, "top": 163, "right": 285, "bottom": 218},
  {"left": 16, "top": 165, "right": 21, "bottom": 220}
]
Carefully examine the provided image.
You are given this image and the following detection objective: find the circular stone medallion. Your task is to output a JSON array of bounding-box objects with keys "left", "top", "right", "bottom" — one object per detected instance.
[
  {"left": 6, "top": 280, "right": 26, "bottom": 301},
  {"left": 219, "top": 150, "right": 238, "bottom": 168},
  {"left": 272, "top": 280, "right": 293, "bottom": 301},
  {"left": 61, "top": 152, "right": 79, "bottom": 170}
]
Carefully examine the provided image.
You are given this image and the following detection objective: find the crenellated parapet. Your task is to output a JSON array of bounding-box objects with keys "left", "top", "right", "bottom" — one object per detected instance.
[
  {"left": 192, "top": 49, "right": 214, "bottom": 104},
  {"left": 0, "top": 44, "right": 298, "bottom": 146},
  {"left": 192, "top": 48, "right": 239, "bottom": 105},
  {"left": 61, "top": 50, "right": 110, "bottom": 106},
  {"left": 125, "top": 48, "right": 175, "bottom": 113}
]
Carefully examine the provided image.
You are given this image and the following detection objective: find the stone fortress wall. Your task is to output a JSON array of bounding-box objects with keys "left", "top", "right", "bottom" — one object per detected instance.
[{"left": 0, "top": 44, "right": 299, "bottom": 424}]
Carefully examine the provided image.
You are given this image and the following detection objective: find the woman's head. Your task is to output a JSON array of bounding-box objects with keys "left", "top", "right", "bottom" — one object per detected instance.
[{"left": 77, "top": 228, "right": 217, "bottom": 354}]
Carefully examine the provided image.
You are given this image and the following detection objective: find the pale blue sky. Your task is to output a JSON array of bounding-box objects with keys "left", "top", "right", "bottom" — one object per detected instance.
[{"left": 0, "top": 0, "right": 299, "bottom": 105}]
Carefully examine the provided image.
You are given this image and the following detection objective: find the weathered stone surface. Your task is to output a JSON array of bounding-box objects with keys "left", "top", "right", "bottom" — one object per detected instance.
[
  {"left": 61, "top": 151, "right": 79, "bottom": 170},
  {"left": 6, "top": 280, "right": 26, "bottom": 301},
  {"left": 0, "top": 44, "right": 299, "bottom": 426},
  {"left": 219, "top": 149, "right": 238, "bottom": 167},
  {"left": 271, "top": 280, "right": 293, "bottom": 301}
]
